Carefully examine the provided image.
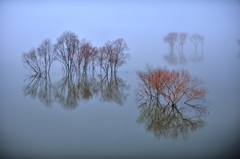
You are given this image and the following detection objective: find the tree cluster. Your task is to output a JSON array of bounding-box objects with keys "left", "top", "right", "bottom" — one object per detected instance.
[
  {"left": 22, "top": 39, "right": 56, "bottom": 76},
  {"left": 163, "top": 32, "right": 204, "bottom": 53},
  {"left": 135, "top": 65, "right": 209, "bottom": 139},
  {"left": 163, "top": 32, "right": 204, "bottom": 63},
  {"left": 136, "top": 65, "right": 208, "bottom": 112},
  {"left": 22, "top": 31, "right": 130, "bottom": 77}
]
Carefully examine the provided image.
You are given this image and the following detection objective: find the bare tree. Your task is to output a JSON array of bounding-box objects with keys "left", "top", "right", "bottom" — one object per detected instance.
[
  {"left": 96, "top": 47, "right": 104, "bottom": 74},
  {"left": 189, "top": 33, "right": 204, "bottom": 53},
  {"left": 97, "top": 40, "right": 114, "bottom": 74},
  {"left": 178, "top": 32, "right": 188, "bottom": 52},
  {"left": 136, "top": 66, "right": 208, "bottom": 111},
  {"left": 80, "top": 41, "right": 97, "bottom": 74},
  {"left": 54, "top": 31, "right": 79, "bottom": 73},
  {"left": 112, "top": 38, "right": 130, "bottom": 73},
  {"left": 97, "top": 38, "right": 130, "bottom": 75},
  {"left": 37, "top": 39, "right": 56, "bottom": 75},
  {"left": 90, "top": 46, "right": 98, "bottom": 74},
  {"left": 22, "top": 48, "right": 43, "bottom": 76},
  {"left": 163, "top": 32, "right": 178, "bottom": 52}
]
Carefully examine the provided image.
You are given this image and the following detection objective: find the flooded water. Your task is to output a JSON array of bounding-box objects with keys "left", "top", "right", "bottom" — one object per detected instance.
[{"left": 1, "top": 1, "right": 240, "bottom": 159}]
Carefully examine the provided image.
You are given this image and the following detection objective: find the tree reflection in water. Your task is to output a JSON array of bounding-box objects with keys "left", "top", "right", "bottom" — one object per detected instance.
[
  {"left": 23, "top": 75, "right": 55, "bottom": 107},
  {"left": 164, "top": 50, "right": 187, "bottom": 65},
  {"left": 136, "top": 65, "right": 209, "bottom": 140},
  {"left": 23, "top": 70, "right": 129, "bottom": 109}
]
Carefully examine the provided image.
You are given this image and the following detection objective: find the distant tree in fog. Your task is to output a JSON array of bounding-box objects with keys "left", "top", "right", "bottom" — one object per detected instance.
[
  {"left": 178, "top": 32, "right": 188, "bottom": 52},
  {"left": 163, "top": 32, "right": 178, "bottom": 52},
  {"left": 189, "top": 33, "right": 204, "bottom": 53}
]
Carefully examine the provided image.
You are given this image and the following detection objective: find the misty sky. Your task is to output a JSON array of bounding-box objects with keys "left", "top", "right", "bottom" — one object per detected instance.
[
  {"left": 0, "top": 1, "right": 240, "bottom": 158},
  {"left": 0, "top": 0, "right": 240, "bottom": 72},
  {"left": 1, "top": 1, "right": 240, "bottom": 48}
]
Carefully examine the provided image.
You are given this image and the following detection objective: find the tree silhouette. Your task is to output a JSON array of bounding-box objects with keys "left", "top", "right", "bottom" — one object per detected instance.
[
  {"left": 54, "top": 31, "right": 79, "bottom": 73},
  {"left": 178, "top": 32, "right": 188, "bottom": 53},
  {"left": 22, "top": 39, "right": 56, "bottom": 77},
  {"left": 163, "top": 32, "right": 188, "bottom": 65},
  {"left": 163, "top": 32, "right": 178, "bottom": 52},
  {"left": 22, "top": 31, "right": 131, "bottom": 109},
  {"left": 189, "top": 33, "right": 204, "bottom": 53},
  {"left": 37, "top": 39, "right": 56, "bottom": 75},
  {"left": 136, "top": 66, "right": 208, "bottom": 111},
  {"left": 112, "top": 38, "right": 130, "bottom": 73},
  {"left": 97, "top": 38, "right": 130, "bottom": 75},
  {"left": 97, "top": 41, "right": 112, "bottom": 74},
  {"left": 136, "top": 65, "right": 209, "bottom": 139},
  {"left": 22, "top": 48, "right": 43, "bottom": 76}
]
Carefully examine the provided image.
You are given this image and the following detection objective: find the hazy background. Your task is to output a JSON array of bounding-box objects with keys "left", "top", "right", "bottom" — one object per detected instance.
[
  {"left": 0, "top": 0, "right": 240, "bottom": 158},
  {"left": 1, "top": 0, "right": 240, "bottom": 70}
]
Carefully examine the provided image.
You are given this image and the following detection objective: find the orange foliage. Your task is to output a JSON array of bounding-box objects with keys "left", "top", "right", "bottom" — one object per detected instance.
[{"left": 136, "top": 66, "right": 207, "bottom": 109}]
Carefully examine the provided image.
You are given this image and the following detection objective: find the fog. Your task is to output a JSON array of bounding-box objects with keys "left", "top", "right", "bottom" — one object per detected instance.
[{"left": 0, "top": 1, "right": 240, "bottom": 158}]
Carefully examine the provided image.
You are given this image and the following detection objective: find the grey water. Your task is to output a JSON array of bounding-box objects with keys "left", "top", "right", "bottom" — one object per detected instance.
[{"left": 1, "top": 1, "right": 240, "bottom": 159}]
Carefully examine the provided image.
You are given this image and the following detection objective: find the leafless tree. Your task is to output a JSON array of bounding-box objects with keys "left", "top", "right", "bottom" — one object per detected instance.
[
  {"left": 37, "top": 39, "right": 56, "bottom": 75},
  {"left": 22, "top": 39, "right": 56, "bottom": 77},
  {"left": 97, "top": 41, "right": 114, "bottom": 74},
  {"left": 90, "top": 46, "right": 98, "bottom": 74},
  {"left": 136, "top": 65, "right": 209, "bottom": 140},
  {"left": 54, "top": 31, "right": 79, "bottom": 73},
  {"left": 96, "top": 47, "right": 104, "bottom": 74},
  {"left": 79, "top": 40, "right": 97, "bottom": 74},
  {"left": 112, "top": 38, "right": 130, "bottom": 73},
  {"left": 97, "top": 38, "right": 130, "bottom": 75},
  {"left": 163, "top": 32, "right": 178, "bottom": 52},
  {"left": 189, "top": 33, "right": 204, "bottom": 53},
  {"left": 22, "top": 48, "right": 43, "bottom": 76},
  {"left": 178, "top": 32, "right": 188, "bottom": 52},
  {"left": 136, "top": 66, "right": 208, "bottom": 111}
]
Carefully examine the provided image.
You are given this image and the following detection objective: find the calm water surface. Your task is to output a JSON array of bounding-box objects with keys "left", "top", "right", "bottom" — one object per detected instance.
[{"left": 1, "top": 1, "right": 240, "bottom": 159}]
